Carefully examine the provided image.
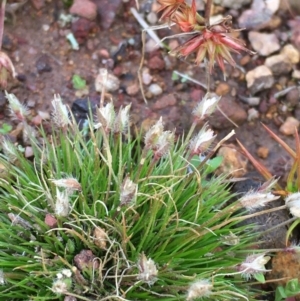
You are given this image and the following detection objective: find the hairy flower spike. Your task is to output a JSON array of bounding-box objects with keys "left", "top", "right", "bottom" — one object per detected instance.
[
  {"left": 6, "top": 92, "right": 29, "bottom": 121},
  {"left": 95, "top": 102, "right": 116, "bottom": 132},
  {"left": 113, "top": 104, "right": 131, "bottom": 133},
  {"left": 237, "top": 253, "right": 271, "bottom": 280},
  {"left": 120, "top": 177, "right": 137, "bottom": 207},
  {"left": 137, "top": 253, "right": 158, "bottom": 285},
  {"left": 55, "top": 189, "right": 70, "bottom": 217},
  {"left": 239, "top": 178, "right": 279, "bottom": 211},
  {"left": 153, "top": 130, "right": 175, "bottom": 160},
  {"left": 189, "top": 124, "right": 216, "bottom": 155},
  {"left": 187, "top": 279, "right": 213, "bottom": 300},
  {"left": 51, "top": 177, "right": 82, "bottom": 192},
  {"left": 1, "top": 139, "right": 19, "bottom": 163},
  {"left": 285, "top": 192, "right": 300, "bottom": 218},
  {"left": 193, "top": 92, "right": 221, "bottom": 121},
  {"left": 144, "top": 117, "right": 164, "bottom": 149},
  {"left": 51, "top": 94, "right": 70, "bottom": 129}
]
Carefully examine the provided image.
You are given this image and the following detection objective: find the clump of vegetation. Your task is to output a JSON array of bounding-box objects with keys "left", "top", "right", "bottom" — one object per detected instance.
[{"left": 0, "top": 88, "right": 279, "bottom": 300}]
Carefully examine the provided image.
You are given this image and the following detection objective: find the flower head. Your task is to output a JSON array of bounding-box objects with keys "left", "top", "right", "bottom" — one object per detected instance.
[
  {"left": 144, "top": 117, "right": 164, "bottom": 150},
  {"left": 157, "top": 0, "right": 186, "bottom": 22},
  {"left": 95, "top": 102, "right": 116, "bottom": 132},
  {"left": 55, "top": 189, "right": 70, "bottom": 217},
  {"left": 137, "top": 253, "right": 158, "bottom": 285},
  {"left": 193, "top": 92, "right": 221, "bottom": 121},
  {"left": 187, "top": 279, "right": 213, "bottom": 300},
  {"left": 6, "top": 92, "right": 29, "bottom": 121},
  {"left": 237, "top": 253, "right": 271, "bottom": 280},
  {"left": 173, "top": 0, "right": 204, "bottom": 32},
  {"left": 285, "top": 192, "right": 300, "bottom": 218},
  {"left": 239, "top": 178, "right": 279, "bottom": 211},
  {"left": 51, "top": 177, "right": 82, "bottom": 192},
  {"left": 120, "top": 177, "right": 137, "bottom": 207},
  {"left": 153, "top": 130, "right": 175, "bottom": 160},
  {"left": 171, "top": 16, "right": 254, "bottom": 74},
  {"left": 113, "top": 104, "right": 131, "bottom": 134},
  {"left": 51, "top": 94, "right": 70, "bottom": 129},
  {"left": 189, "top": 124, "right": 216, "bottom": 156}
]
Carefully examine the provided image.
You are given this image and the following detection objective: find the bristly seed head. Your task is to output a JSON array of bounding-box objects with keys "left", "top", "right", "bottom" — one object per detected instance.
[
  {"left": 95, "top": 102, "right": 116, "bottom": 132},
  {"left": 237, "top": 253, "right": 271, "bottom": 280},
  {"left": 113, "top": 104, "right": 131, "bottom": 134},
  {"left": 137, "top": 253, "right": 158, "bottom": 285},
  {"left": 153, "top": 130, "right": 175, "bottom": 160},
  {"left": 144, "top": 117, "right": 164, "bottom": 149},
  {"left": 189, "top": 124, "right": 216, "bottom": 155},
  {"left": 187, "top": 279, "right": 213, "bottom": 300},
  {"left": 54, "top": 189, "right": 70, "bottom": 217},
  {"left": 285, "top": 192, "right": 300, "bottom": 218},
  {"left": 120, "top": 177, "right": 138, "bottom": 207},
  {"left": 239, "top": 178, "right": 279, "bottom": 211},
  {"left": 193, "top": 92, "right": 221, "bottom": 121},
  {"left": 51, "top": 94, "right": 70, "bottom": 129},
  {"left": 51, "top": 177, "right": 82, "bottom": 192},
  {"left": 6, "top": 92, "right": 29, "bottom": 122}
]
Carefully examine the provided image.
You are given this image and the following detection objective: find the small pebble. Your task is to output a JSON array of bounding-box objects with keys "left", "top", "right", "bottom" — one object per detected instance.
[
  {"left": 42, "top": 24, "right": 50, "bottom": 31},
  {"left": 245, "top": 65, "right": 274, "bottom": 94},
  {"left": 35, "top": 54, "right": 52, "bottom": 73},
  {"left": 126, "top": 82, "right": 140, "bottom": 96},
  {"left": 146, "top": 11, "right": 158, "bottom": 25},
  {"left": 257, "top": 146, "right": 269, "bottom": 159},
  {"left": 148, "top": 83, "right": 163, "bottom": 96},
  {"left": 95, "top": 68, "right": 120, "bottom": 92},
  {"left": 142, "top": 68, "right": 153, "bottom": 85},
  {"left": 279, "top": 116, "right": 300, "bottom": 135},
  {"left": 25, "top": 146, "right": 34, "bottom": 158},
  {"left": 215, "top": 82, "right": 230, "bottom": 96},
  {"left": 247, "top": 108, "right": 259, "bottom": 121}
]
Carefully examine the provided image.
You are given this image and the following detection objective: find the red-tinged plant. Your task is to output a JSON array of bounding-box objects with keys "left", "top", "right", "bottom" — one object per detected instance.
[
  {"left": 157, "top": 0, "right": 187, "bottom": 22},
  {"left": 157, "top": 0, "right": 254, "bottom": 75}
]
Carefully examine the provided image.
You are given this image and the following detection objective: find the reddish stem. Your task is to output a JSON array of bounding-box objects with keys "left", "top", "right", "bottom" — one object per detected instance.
[{"left": 204, "top": 0, "right": 212, "bottom": 27}]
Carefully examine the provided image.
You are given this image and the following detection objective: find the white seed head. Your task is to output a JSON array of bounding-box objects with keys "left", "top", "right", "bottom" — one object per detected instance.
[
  {"left": 238, "top": 253, "right": 271, "bottom": 280},
  {"left": 239, "top": 191, "right": 279, "bottom": 211},
  {"left": 51, "top": 178, "right": 82, "bottom": 192},
  {"left": 113, "top": 104, "right": 131, "bottom": 133},
  {"left": 55, "top": 189, "right": 70, "bottom": 217},
  {"left": 189, "top": 125, "right": 216, "bottom": 155},
  {"left": 154, "top": 130, "right": 175, "bottom": 159},
  {"left": 61, "top": 269, "right": 72, "bottom": 278},
  {"left": 51, "top": 94, "right": 70, "bottom": 128},
  {"left": 193, "top": 92, "right": 221, "bottom": 121},
  {"left": 285, "top": 192, "right": 300, "bottom": 217},
  {"left": 1, "top": 139, "right": 18, "bottom": 163},
  {"left": 137, "top": 253, "right": 158, "bottom": 285},
  {"left": 187, "top": 279, "right": 213, "bottom": 300},
  {"left": 120, "top": 177, "right": 137, "bottom": 206},
  {"left": 144, "top": 117, "right": 164, "bottom": 149},
  {"left": 5, "top": 92, "right": 29, "bottom": 121},
  {"left": 96, "top": 102, "right": 116, "bottom": 131},
  {"left": 51, "top": 278, "right": 71, "bottom": 294}
]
